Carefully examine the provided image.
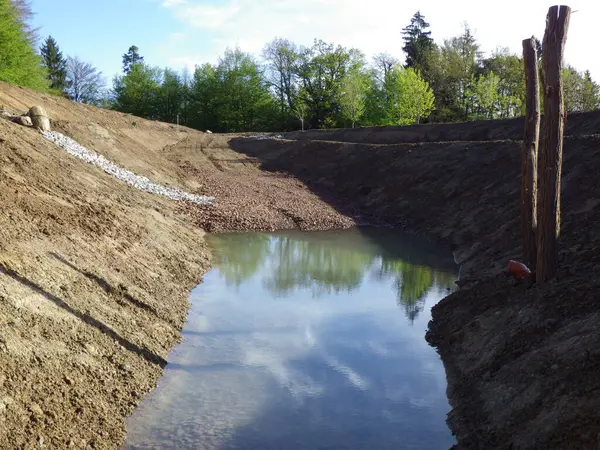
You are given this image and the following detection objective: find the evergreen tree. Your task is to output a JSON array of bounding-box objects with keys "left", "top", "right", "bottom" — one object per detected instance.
[
  {"left": 402, "top": 11, "right": 435, "bottom": 74},
  {"left": 582, "top": 70, "right": 600, "bottom": 112},
  {"left": 0, "top": 0, "right": 47, "bottom": 90},
  {"left": 122, "top": 45, "right": 144, "bottom": 74},
  {"left": 40, "top": 35, "right": 67, "bottom": 91}
]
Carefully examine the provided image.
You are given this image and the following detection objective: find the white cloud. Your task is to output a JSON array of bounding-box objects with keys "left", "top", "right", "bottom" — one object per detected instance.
[{"left": 160, "top": 0, "right": 600, "bottom": 79}]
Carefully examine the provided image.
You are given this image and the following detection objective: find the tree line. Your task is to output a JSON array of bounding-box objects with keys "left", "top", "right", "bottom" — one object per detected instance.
[{"left": 2, "top": 0, "right": 599, "bottom": 132}]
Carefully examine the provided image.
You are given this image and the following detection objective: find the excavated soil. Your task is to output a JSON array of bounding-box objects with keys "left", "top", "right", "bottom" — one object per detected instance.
[
  {"left": 228, "top": 113, "right": 600, "bottom": 450},
  {"left": 3, "top": 78, "right": 600, "bottom": 450},
  {"left": 0, "top": 83, "right": 352, "bottom": 450}
]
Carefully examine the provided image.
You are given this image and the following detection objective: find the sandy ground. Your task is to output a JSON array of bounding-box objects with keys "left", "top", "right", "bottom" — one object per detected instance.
[
  {"left": 3, "top": 80, "right": 600, "bottom": 449},
  {"left": 0, "top": 83, "right": 354, "bottom": 449}
]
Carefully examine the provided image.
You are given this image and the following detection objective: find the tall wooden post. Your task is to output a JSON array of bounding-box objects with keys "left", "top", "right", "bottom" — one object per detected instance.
[
  {"left": 537, "top": 5, "right": 571, "bottom": 282},
  {"left": 521, "top": 37, "right": 540, "bottom": 270}
]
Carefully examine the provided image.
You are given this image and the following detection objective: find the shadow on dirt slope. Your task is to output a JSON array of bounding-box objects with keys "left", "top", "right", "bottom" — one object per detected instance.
[{"left": 228, "top": 114, "right": 600, "bottom": 449}]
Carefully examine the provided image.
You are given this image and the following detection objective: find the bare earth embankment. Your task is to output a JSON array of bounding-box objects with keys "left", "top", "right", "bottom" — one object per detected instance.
[
  {"left": 3, "top": 78, "right": 600, "bottom": 449},
  {"left": 0, "top": 83, "right": 352, "bottom": 449},
  {"left": 229, "top": 113, "right": 600, "bottom": 450}
]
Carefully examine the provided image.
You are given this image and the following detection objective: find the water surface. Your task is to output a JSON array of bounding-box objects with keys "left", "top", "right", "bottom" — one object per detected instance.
[{"left": 125, "top": 228, "right": 457, "bottom": 449}]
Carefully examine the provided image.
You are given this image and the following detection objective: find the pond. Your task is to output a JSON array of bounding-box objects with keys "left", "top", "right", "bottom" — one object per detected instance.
[{"left": 124, "top": 228, "right": 457, "bottom": 449}]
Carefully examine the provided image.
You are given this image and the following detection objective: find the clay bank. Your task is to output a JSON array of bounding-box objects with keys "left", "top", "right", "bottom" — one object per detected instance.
[{"left": 1, "top": 81, "right": 600, "bottom": 449}]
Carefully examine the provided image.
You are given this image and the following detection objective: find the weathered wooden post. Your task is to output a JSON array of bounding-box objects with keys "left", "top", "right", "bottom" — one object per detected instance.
[
  {"left": 537, "top": 5, "right": 571, "bottom": 282},
  {"left": 521, "top": 37, "right": 540, "bottom": 270}
]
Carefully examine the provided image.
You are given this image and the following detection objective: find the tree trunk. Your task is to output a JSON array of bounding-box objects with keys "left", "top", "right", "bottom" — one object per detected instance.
[
  {"left": 537, "top": 5, "right": 571, "bottom": 282},
  {"left": 521, "top": 37, "right": 541, "bottom": 270}
]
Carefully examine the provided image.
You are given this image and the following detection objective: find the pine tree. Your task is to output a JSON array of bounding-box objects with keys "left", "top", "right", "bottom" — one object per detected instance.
[
  {"left": 122, "top": 45, "right": 144, "bottom": 74},
  {"left": 0, "top": 0, "right": 47, "bottom": 90},
  {"left": 402, "top": 11, "right": 435, "bottom": 74},
  {"left": 582, "top": 70, "right": 600, "bottom": 111},
  {"left": 40, "top": 35, "right": 67, "bottom": 91}
]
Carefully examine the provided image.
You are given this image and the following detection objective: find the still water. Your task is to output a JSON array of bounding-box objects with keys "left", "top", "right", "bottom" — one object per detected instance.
[{"left": 125, "top": 228, "right": 457, "bottom": 450}]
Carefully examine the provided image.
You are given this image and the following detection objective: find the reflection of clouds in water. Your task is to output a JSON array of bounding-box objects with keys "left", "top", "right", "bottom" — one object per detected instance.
[
  {"left": 325, "top": 355, "right": 371, "bottom": 391},
  {"left": 241, "top": 324, "right": 325, "bottom": 400},
  {"left": 125, "top": 230, "right": 457, "bottom": 449}
]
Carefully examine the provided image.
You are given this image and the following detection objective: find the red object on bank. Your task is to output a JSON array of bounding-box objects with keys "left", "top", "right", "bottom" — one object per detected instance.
[{"left": 507, "top": 260, "right": 531, "bottom": 280}]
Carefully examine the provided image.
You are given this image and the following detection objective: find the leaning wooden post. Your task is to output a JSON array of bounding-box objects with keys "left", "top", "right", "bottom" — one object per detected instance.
[
  {"left": 521, "top": 37, "right": 540, "bottom": 270},
  {"left": 537, "top": 5, "right": 571, "bottom": 282}
]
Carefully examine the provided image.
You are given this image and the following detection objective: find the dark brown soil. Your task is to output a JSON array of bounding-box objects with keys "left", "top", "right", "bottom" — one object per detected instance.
[{"left": 228, "top": 115, "right": 600, "bottom": 450}]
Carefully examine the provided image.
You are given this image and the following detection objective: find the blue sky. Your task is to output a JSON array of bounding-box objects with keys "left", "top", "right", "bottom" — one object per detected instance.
[{"left": 31, "top": 0, "right": 600, "bottom": 86}]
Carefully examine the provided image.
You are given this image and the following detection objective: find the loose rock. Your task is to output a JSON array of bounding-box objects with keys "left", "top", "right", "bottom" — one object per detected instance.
[
  {"left": 29, "top": 106, "right": 51, "bottom": 132},
  {"left": 41, "top": 131, "right": 214, "bottom": 205}
]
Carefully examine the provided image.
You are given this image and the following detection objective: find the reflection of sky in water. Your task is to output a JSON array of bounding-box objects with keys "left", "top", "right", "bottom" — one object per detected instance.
[{"left": 125, "top": 228, "right": 457, "bottom": 450}]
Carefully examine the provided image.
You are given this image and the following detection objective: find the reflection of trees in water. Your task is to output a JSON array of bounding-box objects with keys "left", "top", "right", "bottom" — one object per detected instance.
[
  {"left": 380, "top": 259, "right": 456, "bottom": 323},
  {"left": 210, "top": 232, "right": 457, "bottom": 322},
  {"left": 263, "top": 236, "right": 375, "bottom": 297},
  {"left": 209, "top": 233, "right": 271, "bottom": 287}
]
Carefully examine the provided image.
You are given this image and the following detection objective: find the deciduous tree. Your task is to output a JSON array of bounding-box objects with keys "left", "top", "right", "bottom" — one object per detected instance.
[
  {"left": 0, "top": 0, "right": 47, "bottom": 90},
  {"left": 66, "top": 56, "right": 105, "bottom": 104}
]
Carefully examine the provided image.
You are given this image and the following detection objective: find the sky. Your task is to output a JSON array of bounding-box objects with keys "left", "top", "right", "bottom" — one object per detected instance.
[{"left": 31, "top": 0, "right": 599, "bottom": 85}]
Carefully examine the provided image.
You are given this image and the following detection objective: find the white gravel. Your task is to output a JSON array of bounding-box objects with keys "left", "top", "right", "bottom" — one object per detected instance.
[
  {"left": 245, "top": 133, "right": 284, "bottom": 140},
  {"left": 42, "top": 131, "right": 214, "bottom": 205}
]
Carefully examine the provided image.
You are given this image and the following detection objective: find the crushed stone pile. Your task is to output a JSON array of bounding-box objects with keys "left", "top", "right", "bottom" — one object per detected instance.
[
  {"left": 42, "top": 131, "right": 214, "bottom": 205},
  {"left": 245, "top": 133, "right": 284, "bottom": 140}
]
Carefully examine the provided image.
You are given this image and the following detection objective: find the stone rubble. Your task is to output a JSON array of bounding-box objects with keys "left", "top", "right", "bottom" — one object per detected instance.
[
  {"left": 245, "top": 133, "right": 284, "bottom": 140},
  {"left": 41, "top": 131, "right": 214, "bottom": 205}
]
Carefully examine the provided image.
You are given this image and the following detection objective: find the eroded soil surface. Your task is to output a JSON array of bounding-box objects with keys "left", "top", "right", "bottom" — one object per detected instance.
[
  {"left": 0, "top": 83, "right": 354, "bottom": 449},
  {"left": 3, "top": 78, "right": 600, "bottom": 450},
  {"left": 229, "top": 116, "right": 600, "bottom": 450}
]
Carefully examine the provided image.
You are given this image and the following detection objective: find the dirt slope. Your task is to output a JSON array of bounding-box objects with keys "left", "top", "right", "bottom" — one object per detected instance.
[
  {"left": 229, "top": 123, "right": 600, "bottom": 449},
  {"left": 281, "top": 110, "right": 600, "bottom": 144},
  {"left": 0, "top": 83, "right": 353, "bottom": 449},
  {"left": 3, "top": 78, "right": 600, "bottom": 449}
]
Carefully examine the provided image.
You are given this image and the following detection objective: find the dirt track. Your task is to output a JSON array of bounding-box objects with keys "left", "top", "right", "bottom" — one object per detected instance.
[{"left": 2, "top": 79, "right": 600, "bottom": 449}]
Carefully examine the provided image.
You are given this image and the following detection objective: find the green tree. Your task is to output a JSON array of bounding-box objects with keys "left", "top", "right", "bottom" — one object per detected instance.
[
  {"left": 11, "top": 0, "right": 38, "bottom": 45},
  {"left": 155, "top": 68, "right": 184, "bottom": 123},
  {"left": 40, "top": 35, "right": 67, "bottom": 92},
  {"left": 293, "top": 87, "right": 310, "bottom": 131},
  {"left": 112, "top": 63, "right": 161, "bottom": 117},
  {"left": 214, "top": 47, "right": 278, "bottom": 132},
  {"left": 432, "top": 23, "right": 482, "bottom": 121},
  {"left": 122, "top": 45, "right": 144, "bottom": 74},
  {"left": 561, "top": 66, "right": 600, "bottom": 113},
  {"left": 383, "top": 66, "right": 435, "bottom": 125},
  {"left": 402, "top": 11, "right": 435, "bottom": 75},
  {"left": 296, "top": 40, "right": 359, "bottom": 128},
  {"left": 262, "top": 38, "right": 300, "bottom": 130},
  {"left": 563, "top": 66, "right": 585, "bottom": 113},
  {"left": 582, "top": 70, "right": 600, "bottom": 111},
  {"left": 187, "top": 63, "right": 219, "bottom": 131},
  {"left": 479, "top": 48, "right": 525, "bottom": 118},
  {"left": 0, "top": 0, "right": 47, "bottom": 90},
  {"left": 66, "top": 56, "right": 105, "bottom": 104},
  {"left": 468, "top": 72, "right": 500, "bottom": 119},
  {"left": 339, "top": 69, "right": 368, "bottom": 127}
]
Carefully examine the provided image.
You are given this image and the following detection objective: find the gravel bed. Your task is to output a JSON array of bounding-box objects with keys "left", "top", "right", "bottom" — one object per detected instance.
[{"left": 42, "top": 131, "right": 214, "bottom": 205}]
